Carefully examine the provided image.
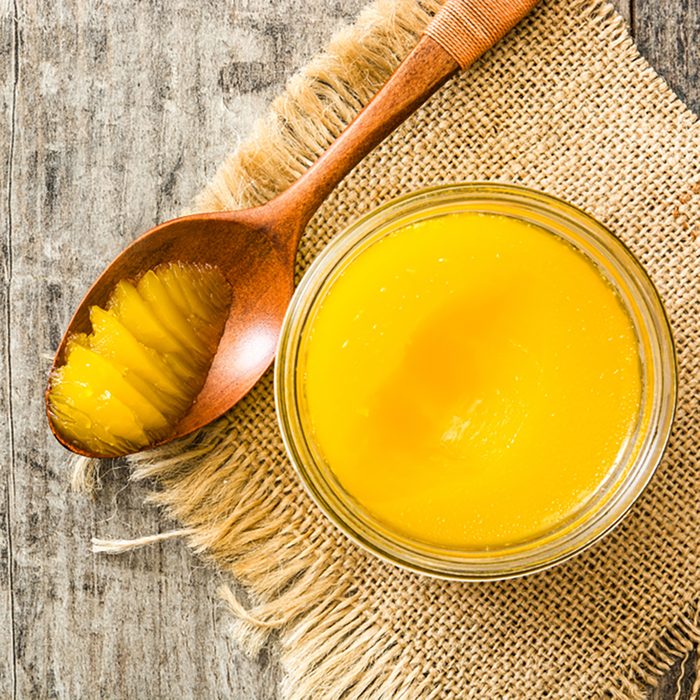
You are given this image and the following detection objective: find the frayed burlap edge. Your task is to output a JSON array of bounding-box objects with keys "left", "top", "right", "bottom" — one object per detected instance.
[{"left": 74, "top": 0, "right": 699, "bottom": 697}]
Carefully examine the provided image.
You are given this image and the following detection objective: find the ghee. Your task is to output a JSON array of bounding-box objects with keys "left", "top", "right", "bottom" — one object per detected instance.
[
  {"left": 301, "top": 213, "right": 642, "bottom": 549},
  {"left": 48, "top": 262, "right": 231, "bottom": 456}
]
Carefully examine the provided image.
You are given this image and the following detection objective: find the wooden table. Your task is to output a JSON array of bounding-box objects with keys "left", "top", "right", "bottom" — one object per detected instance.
[{"left": 1, "top": 1, "right": 697, "bottom": 697}]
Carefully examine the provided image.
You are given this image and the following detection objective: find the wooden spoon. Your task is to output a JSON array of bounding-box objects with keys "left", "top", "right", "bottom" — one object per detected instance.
[{"left": 47, "top": 0, "right": 539, "bottom": 457}]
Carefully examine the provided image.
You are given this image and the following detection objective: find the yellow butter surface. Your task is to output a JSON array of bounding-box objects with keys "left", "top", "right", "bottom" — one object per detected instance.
[{"left": 301, "top": 213, "right": 642, "bottom": 548}]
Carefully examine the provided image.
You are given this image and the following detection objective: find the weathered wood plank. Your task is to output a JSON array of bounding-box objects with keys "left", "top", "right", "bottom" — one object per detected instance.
[
  {"left": 1, "top": 2, "right": 19, "bottom": 698},
  {"left": 5, "top": 0, "right": 363, "bottom": 697},
  {"left": 1, "top": 0, "right": 695, "bottom": 698},
  {"left": 634, "top": 0, "right": 700, "bottom": 114}
]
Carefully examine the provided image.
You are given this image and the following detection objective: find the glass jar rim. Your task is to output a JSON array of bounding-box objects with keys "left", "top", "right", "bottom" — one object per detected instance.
[{"left": 275, "top": 182, "right": 677, "bottom": 581}]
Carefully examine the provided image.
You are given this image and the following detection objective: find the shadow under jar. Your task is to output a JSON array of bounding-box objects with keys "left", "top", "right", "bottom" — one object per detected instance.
[{"left": 275, "top": 183, "right": 676, "bottom": 580}]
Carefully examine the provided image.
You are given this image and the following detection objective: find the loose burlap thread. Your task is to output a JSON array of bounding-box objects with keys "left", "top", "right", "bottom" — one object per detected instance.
[{"left": 80, "top": 0, "right": 700, "bottom": 696}]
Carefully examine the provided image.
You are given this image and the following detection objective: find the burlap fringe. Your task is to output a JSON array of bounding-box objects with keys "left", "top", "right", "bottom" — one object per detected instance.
[
  {"left": 71, "top": 455, "right": 100, "bottom": 494},
  {"left": 91, "top": 529, "right": 193, "bottom": 554},
  {"left": 191, "top": 0, "right": 444, "bottom": 214},
  {"left": 74, "top": 0, "right": 698, "bottom": 696},
  {"left": 604, "top": 602, "right": 700, "bottom": 698}
]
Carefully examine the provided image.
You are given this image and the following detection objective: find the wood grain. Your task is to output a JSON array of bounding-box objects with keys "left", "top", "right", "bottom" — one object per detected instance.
[
  {"left": 2, "top": 3, "right": 19, "bottom": 696},
  {"left": 634, "top": 0, "right": 700, "bottom": 114},
  {"left": 0, "top": 0, "right": 696, "bottom": 697}
]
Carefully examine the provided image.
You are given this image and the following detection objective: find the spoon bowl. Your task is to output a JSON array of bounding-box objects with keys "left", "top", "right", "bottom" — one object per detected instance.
[{"left": 47, "top": 206, "right": 301, "bottom": 456}]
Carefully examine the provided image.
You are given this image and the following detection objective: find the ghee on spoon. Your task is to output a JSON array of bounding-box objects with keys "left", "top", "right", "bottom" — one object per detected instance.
[{"left": 46, "top": 0, "right": 539, "bottom": 457}]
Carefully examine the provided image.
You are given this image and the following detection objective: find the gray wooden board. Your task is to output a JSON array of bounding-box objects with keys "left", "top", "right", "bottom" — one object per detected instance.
[{"left": 0, "top": 0, "right": 696, "bottom": 697}]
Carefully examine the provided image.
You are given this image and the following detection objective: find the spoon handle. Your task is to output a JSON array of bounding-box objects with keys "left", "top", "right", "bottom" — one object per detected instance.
[{"left": 273, "top": 0, "right": 539, "bottom": 239}]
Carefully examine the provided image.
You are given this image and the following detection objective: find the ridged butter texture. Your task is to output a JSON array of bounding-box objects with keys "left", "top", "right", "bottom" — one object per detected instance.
[{"left": 49, "top": 262, "right": 231, "bottom": 456}]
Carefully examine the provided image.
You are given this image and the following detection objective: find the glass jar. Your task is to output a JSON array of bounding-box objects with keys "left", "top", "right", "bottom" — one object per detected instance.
[{"left": 275, "top": 183, "right": 677, "bottom": 580}]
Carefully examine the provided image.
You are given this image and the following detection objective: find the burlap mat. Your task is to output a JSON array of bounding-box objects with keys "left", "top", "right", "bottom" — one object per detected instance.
[{"left": 88, "top": 0, "right": 700, "bottom": 696}]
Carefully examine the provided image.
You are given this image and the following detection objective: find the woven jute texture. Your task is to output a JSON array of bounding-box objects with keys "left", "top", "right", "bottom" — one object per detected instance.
[{"left": 88, "top": 0, "right": 700, "bottom": 696}]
